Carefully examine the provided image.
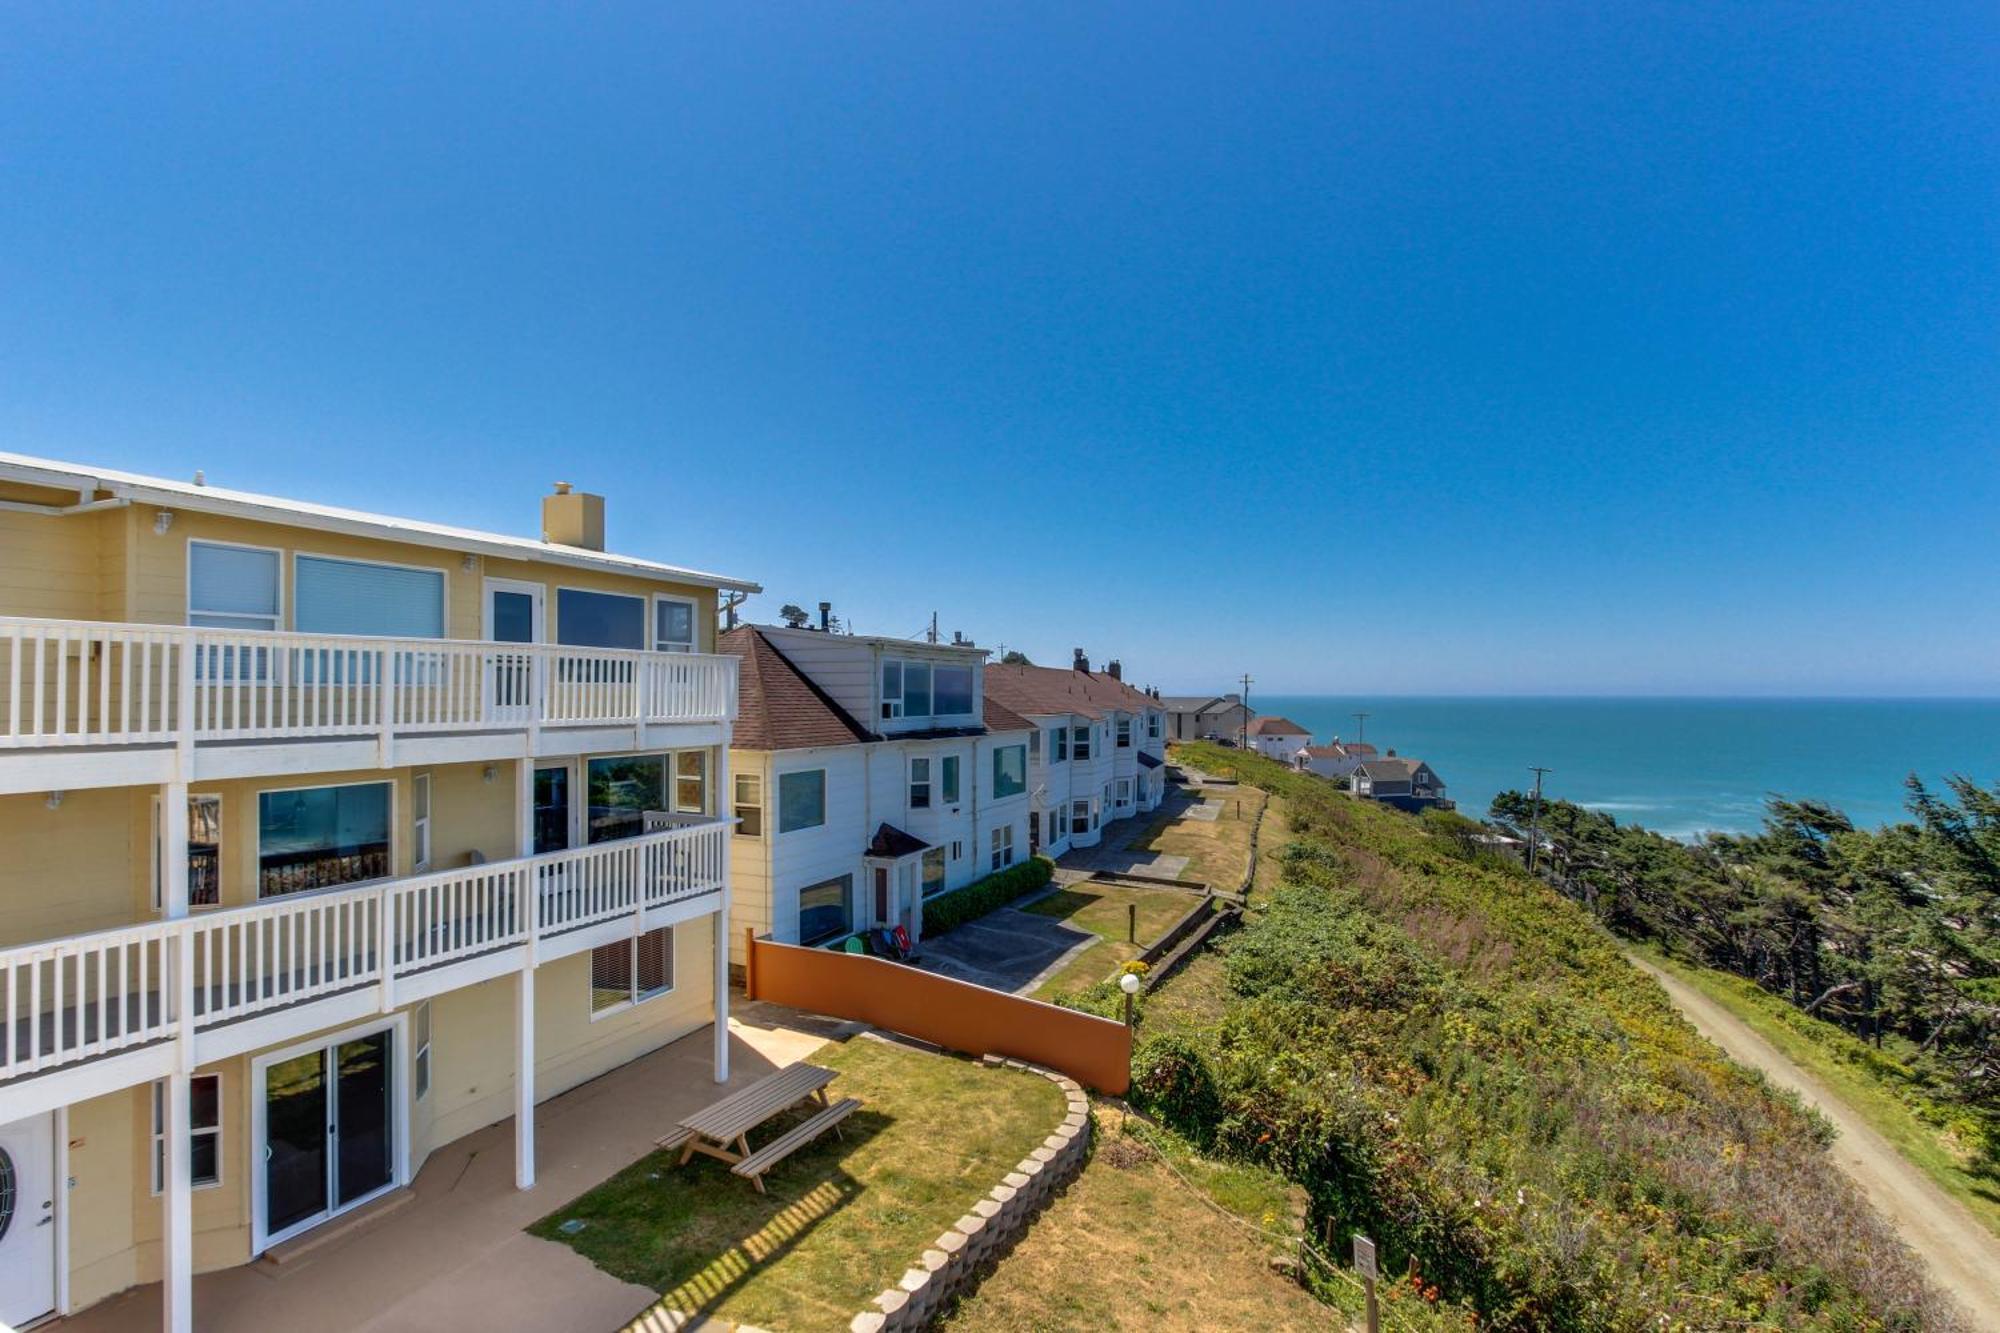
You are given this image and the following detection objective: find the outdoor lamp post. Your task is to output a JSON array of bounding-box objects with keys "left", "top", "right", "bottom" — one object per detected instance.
[{"left": 1119, "top": 969, "right": 1142, "bottom": 1026}]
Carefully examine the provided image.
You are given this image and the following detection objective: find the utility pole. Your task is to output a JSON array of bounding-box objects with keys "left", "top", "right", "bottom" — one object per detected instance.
[
  {"left": 1351, "top": 711, "right": 1370, "bottom": 746},
  {"left": 1526, "top": 766, "right": 1552, "bottom": 875},
  {"left": 928, "top": 612, "right": 939, "bottom": 645},
  {"left": 1238, "top": 673, "right": 1253, "bottom": 750}
]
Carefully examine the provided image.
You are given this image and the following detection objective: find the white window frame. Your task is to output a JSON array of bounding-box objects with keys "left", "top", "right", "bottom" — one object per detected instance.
[
  {"left": 673, "top": 750, "right": 708, "bottom": 815},
  {"left": 1147, "top": 713, "right": 1161, "bottom": 740},
  {"left": 187, "top": 538, "right": 284, "bottom": 631},
  {"left": 411, "top": 773, "right": 433, "bottom": 873},
  {"left": 413, "top": 1000, "right": 433, "bottom": 1100},
  {"left": 291, "top": 549, "right": 450, "bottom": 639},
  {"left": 554, "top": 585, "right": 647, "bottom": 650},
  {"left": 254, "top": 778, "right": 397, "bottom": 900},
  {"left": 989, "top": 823, "right": 1015, "bottom": 872},
  {"left": 152, "top": 791, "right": 223, "bottom": 912},
  {"left": 909, "top": 756, "right": 932, "bottom": 810},
  {"left": 1117, "top": 718, "right": 1132, "bottom": 748},
  {"left": 881, "top": 659, "right": 903, "bottom": 719},
  {"left": 941, "top": 755, "right": 960, "bottom": 805},
  {"left": 151, "top": 1072, "right": 223, "bottom": 1195},
  {"left": 733, "top": 772, "right": 763, "bottom": 837},
  {"left": 1051, "top": 725, "right": 1068, "bottom": 762},
  {"left": 653, "top": 594, "right": 699, "bottom": 653},
  {"left": 1072, "top": 725, "right": 1091, "bottom": 761},
  {"left": 589, "top": 926, "right": 676, "bottom": 1019},
  {"left": 1117, "top": 777, "right": 1133, "bottom": 804}
]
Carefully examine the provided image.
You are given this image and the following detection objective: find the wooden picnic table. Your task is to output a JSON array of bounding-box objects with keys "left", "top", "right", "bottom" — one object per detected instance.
[{"left": 658, "top": 1061, "right": 858, "bottom": 1192}]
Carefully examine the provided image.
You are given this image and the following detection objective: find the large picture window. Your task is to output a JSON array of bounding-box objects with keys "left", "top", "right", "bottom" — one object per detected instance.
[
  {"left": 590, "top": 927, "right": 674, "bottom": 1015},
  {"left": 188, "top": 541, "right": 280, "bottom": 632},
  {"left": 778, "top": 769, "right": 826, "bottom": 833},
  {"left": 557, "top": 588, "right": 645, "bottom": 649},
  {"left": 257, "top": 782, "right": 391, "bottom": 897},
  {"left": 992, "top": 744, "right": 1027, "bottom": 800},
  {"left": 294, "top": 555, "right": 445, "bottom": 639},
  {"left": 587, "top": 755, "right": 665, "bottom": 843},
  {"left": 934, "top": 665, "right": 973, "bottom": 715},
  {"left": 798, "top": 874, "right": 853, "bottom": 945}
]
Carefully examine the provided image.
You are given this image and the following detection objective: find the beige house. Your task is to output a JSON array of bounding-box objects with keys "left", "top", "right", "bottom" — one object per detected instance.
[{"left": 0, "top": 452, "right": 756, "bottom": 1330}]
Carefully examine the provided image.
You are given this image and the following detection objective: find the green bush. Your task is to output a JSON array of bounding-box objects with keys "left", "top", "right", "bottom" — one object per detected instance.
[{"left": 919, "top": 855, "right": 1054, "bottom": 936}]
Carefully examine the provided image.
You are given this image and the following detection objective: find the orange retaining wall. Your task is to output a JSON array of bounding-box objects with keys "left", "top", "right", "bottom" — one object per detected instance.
[{"left": 744, "top": 930, "right": 1132, "bottom": 1094}]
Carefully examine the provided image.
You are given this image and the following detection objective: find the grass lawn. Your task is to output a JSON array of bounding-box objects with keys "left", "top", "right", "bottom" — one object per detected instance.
[
  {"left": 530, "top": 1035, "right": 1065, "bottom": 1332},
  {"left": 1024, "top": 883, "right": 1203, "bottom": 1001},
  {"left": 945, "top": 1107, "right": 1334, "bottom": 1332},
  {"left": 1639, "top": 945, "right": 2000, "bottom": 1240},
  {"left": 1137, "top": 760, "right": 1267, "bottom": 889}
]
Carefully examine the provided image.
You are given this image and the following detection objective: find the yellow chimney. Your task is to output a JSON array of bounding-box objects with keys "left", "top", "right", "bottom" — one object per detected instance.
[{"left": 542, "top": 481, "right": 605, "bottom": 551}]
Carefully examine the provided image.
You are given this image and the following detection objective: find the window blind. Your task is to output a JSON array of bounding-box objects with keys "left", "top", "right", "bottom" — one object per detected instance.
[{"left": 295, "top": 556, "right": 445, "bottom": 638}]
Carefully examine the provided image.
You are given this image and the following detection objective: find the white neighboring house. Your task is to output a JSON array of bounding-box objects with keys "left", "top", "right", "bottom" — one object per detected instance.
[
  {"left": 720, "top": 624, "right": 1033, "bottom": 965},
  {"left": 1296, "top": 739, "right": 1379, "bottom": 779},
  {"left": 1162, "top": 693, "right": 1253, "bottom": 743},
  {"left": 985, "top": 652, "right": 1167, "bottom": 856},
  {"left": 1350, "top": 754, "right": 1451, "bottom": 811},
  {"left": 1245, "top": 715, "right": 1313, "bottom": 763}
]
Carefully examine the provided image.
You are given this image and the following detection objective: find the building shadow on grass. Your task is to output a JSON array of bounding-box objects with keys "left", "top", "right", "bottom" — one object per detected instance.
[{"left": 535, "top": 1106, "right": 895, "bottom": 1327}]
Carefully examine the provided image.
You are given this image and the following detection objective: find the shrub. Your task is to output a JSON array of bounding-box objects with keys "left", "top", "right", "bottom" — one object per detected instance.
[{"left": 919, "top": 855, "right": 1054, "bottom": 936}]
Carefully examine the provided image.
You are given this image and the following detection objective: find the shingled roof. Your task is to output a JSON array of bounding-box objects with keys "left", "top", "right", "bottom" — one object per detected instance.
[
  {"left": 1247, "top": 716, "right": 1311, "bottom": 737},
  {"left": 984, "top": 661, "right": 1157, "bottom": 722},
  {"left": 719, "top": 626, "right": 874, "bottom": 751}
]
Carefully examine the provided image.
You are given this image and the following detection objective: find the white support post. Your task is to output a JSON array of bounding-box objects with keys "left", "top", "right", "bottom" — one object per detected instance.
[
  {"left": 713, "top": 740, "right": 731, "bottom": 1084},
  {"left": 163, "top": 1068, "right": 193, "bottom": 1333},
  {"left": 377, "top": 647, "right": 397, "bottom": 768},
  {"left": 174, "top": 637, "right": 196, "bottom": 778},
  {"left": 514, "top": 965, "right": 536, "bottom": 1190},
  {"left": 160, "top": 780, "right": 189, "bottom": 920}
]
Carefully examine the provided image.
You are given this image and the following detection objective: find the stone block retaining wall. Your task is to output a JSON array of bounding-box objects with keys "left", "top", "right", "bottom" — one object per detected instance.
[{"left": 849, "top": 1058, "right": 1092, "bottom": 1331}]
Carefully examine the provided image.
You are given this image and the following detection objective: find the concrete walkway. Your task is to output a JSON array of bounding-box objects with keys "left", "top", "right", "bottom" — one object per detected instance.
[
  {"left": 62, "top": 1007, "right": 829, "bottom": 1333},
  {"left": 1052, "top": 789, "right": 1193, "bottom": 881},
  {"left": 916, "top": 902, "right": 1098, "bottom": 994}
]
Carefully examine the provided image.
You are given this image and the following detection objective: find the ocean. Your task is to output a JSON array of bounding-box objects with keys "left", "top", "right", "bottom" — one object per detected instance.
[{"left": 1248, "top": 697, "right": 2000, "bottom": 838}]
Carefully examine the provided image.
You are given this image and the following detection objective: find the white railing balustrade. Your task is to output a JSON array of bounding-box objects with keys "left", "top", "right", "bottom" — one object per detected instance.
[
  {"left": 0, "top": 820, "right": 727, "bottom": 1085},
  {"left": 0, "top": 617, "right": 737, "bottom": 750}
]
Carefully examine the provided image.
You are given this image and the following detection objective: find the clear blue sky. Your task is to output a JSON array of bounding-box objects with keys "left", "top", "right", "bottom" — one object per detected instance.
[{"left": 2, "top": 4, "right": 1994, "bottom": 695}]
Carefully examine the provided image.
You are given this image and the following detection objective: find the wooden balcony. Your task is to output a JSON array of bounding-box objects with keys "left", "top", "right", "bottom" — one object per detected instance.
[
  {"left": 0, "top": 617, "right": 738, "bottom": 792},
  {"left": 0, "top": 819, "right": 729, "bottom": 1114}
]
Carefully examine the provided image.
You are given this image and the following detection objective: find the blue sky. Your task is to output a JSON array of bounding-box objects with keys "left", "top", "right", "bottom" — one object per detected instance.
[{"left": 2, "top": 4, "right": 1994, "bottom": 694}]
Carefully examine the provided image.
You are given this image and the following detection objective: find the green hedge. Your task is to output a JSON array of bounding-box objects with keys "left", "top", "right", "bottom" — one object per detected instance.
[{"left": 920, "top": 856, "right": 1054, "bottom": 937}]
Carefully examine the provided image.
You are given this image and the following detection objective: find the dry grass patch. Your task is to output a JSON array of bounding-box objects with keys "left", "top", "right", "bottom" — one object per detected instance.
[
  {"left": 945, "top": 1108, "right": 1330, "bottom": 1333},
  {"left": 1134, "top": 781, "right": 1265, "bottom": 889},
  {"left": 1025, "top": 883, "right": 1201, "bottom": 1000},
  {"left": 531, "top": 1035, "right": 1063, "bottom": 1332}
]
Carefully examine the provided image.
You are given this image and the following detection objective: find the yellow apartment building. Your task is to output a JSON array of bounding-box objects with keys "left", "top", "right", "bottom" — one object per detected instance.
[{"left": 0, "top": 451, "right": 755, "bottom": 1330}]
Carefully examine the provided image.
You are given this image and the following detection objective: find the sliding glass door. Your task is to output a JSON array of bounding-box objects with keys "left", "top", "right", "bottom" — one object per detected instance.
[{"left": 259, "top": 1024, "right": 399, "bottom": 1249}]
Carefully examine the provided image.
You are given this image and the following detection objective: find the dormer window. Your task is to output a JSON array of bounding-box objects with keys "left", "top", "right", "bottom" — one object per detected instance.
[{"left": 881, "top": 657, "right": 975, "bottom": 721}]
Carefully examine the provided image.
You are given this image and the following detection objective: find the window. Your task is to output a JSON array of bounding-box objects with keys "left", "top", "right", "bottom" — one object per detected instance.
[
  {"left": 188, "top": 541, "right": 279, "bottom": 632},
  {"left": 941, "top": 755, "right": 960, "bottom": 804},
  {"left": 1072, "top": 725, "right": 1091, "bottom": 761},
  {"left": 1117, "top": 719, "right": 1132, "bottom": 748},
  {"left": 798, "top": 874, "right": 853, "bottom": 944},
  {"left": 1028, "top": 729, "right": 1040, "bottom": 759},
  {"left": 1148, "top": 713, "right": 1161, "bottom": 740},
  {"left": 590, "top": 927, "right": 674, "bottom": 1015},
  {"left": 412, "top": 774, "right": 432, "bottom": 872},
  {"left": 778, "top": 769, "right": 826, "bottom": 833},
  {"left": 413, "top": 1001, "right": 433, "bottom": 1100},
  {"left": 1117, "top": 778, "right": 1133, "bottom": 804},
  {"left": 151, "top": 1074, "right": 221, "bottom": 1193},
  {"left": 1071, "top": 800, "right": 1090, "bottom": 835},
  {"left": 881, "top": 660, "right": 903, "bottom": 719},
  {"left": 654, "top": 597, "right": 697, "bottom": 653},
  {"left": 733, "top": 773, "right": 763, "bottom": 837},
  {"left": 992, "top": 744, "right": 1026, "bottom": 799},
  {"left": 557, "top": 588, "right": 645, "bottom": 649},
  {"left": 934, "top": 665, "right": 974, "bottom": 715},
  {"left": 257, "top": 782, "right": 391, "bottom": 897},
  {"left": 922, "top": 847, "right": 947, "bottom": 897},
  {"left": 903, "top": 662, "right": 932, "bottom": 718},
  {"left": 585, "top": 755, "right": 666, "bottom": 843},
  {"left": 674, "top": 751, "right": 707, "bottom": 814},
  {"left": 1051, "top": 726, "right": 1068, "bottom": 762},
  {"left": 294, "top": 555, "right": 445, "bottom": 639},
  {"left": 950, "top": 839, "right": 964, "bottom": 861},
  {"left": 1046, "top": 810, "right": 1063, "bottom": 844},
  {"left": 990, "top": 824, "right": 1015, "bottom": 871},
  {"left": 909, "top": 757, "right": 931, "bottom": 809},
  {"left": 153, "top": 793, "right": 221, "bottom": 910}
]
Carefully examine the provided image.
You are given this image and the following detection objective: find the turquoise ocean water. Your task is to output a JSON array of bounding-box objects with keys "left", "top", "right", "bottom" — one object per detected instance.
[{"left": 1249, "top": 697, "right": 2000, "bottom": 838}]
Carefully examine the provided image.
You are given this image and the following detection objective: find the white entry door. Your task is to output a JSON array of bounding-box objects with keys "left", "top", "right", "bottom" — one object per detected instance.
[
  {"left": 483, "top": 578, "right": 545, "bottom": 724},
  {"left": 0, "top": 1112, "right": 58, "bottom": 1327}
]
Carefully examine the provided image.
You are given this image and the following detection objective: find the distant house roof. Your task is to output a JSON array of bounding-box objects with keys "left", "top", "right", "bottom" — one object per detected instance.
[
  {"left": 866, "top": 823, "right": 931, "bottom": 859},
  {"left": 1247, "top": 716, "right": 1311, "bottom": 737},
  {"left": 984, "top": 662, "right": 1158, "bottom": 723},
  {"left": 1356, "top": 757, "right": 1430, "bottom": 781},
  {"left": 0, "top": 450, "right": 761, "bottom": 593},
  {"left": 1160, "top": 694, "right": 1244, "bottom": 715},
  {"left": 719, "top": 626, "right": 874, "bottom": 751},
  {"left": 1302, "top": 741, "right": 1376, "bottom": 760}
]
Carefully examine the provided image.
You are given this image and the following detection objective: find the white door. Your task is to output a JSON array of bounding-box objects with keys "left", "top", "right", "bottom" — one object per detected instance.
[
  {"left": 483, "top": 578, "right": 545, "bottom": 723},
  {"left": 0, "top": 1112, "right": 58, "bottom": 1327}
]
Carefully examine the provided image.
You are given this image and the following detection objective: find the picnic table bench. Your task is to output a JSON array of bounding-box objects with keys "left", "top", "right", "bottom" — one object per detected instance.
[{"left": 657, "top": 1061, "right": 859, "bottom": 1193}]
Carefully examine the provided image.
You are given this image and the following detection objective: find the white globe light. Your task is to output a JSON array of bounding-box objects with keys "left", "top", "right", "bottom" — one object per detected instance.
[{"left": 1118, "top": 972, "right": 1142, "bottom": 995}]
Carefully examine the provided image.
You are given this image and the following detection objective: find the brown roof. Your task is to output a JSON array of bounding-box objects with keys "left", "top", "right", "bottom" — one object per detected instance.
[
  {"left": 719, "top": 626, "right": 874, "bottom": 751},
  {"left": 1247, "top": 716, "right": 1311, "bottom": 736},
  {"left": 984, "top": 696, "right": 1034, "bottom": 734},
  {"left": 984, "top": 662, "right": 1157, "bottom": 722}
]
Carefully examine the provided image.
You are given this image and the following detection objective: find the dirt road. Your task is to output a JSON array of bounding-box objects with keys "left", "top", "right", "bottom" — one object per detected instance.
[{"left": 1631, "top": 956, "right": 2000, "bottom": 1330}]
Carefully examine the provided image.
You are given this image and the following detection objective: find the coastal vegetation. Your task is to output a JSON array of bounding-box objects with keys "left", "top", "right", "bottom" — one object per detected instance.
[
  {"left": 1486, "top": 783, "right": 2000, "bottom": 1176},
  {"left": 1110, "top": 743, "right": 1960, "bottom": 1331}
]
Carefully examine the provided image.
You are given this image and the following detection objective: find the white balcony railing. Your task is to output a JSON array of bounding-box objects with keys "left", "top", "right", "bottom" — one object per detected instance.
[
  {"left": 0, "top": 617, "right": 737, "bottom": 751},
  {"left": 0, "top": 820, "right": 727, "bottom": 1085}
]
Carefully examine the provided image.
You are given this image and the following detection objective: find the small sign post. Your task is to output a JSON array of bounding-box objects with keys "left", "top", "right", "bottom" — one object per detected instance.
[{"left": 1353, "top": 1234, "right": 1379, "bottom": 1333}]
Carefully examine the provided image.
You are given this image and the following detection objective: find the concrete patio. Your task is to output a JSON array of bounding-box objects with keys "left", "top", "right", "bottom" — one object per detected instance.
[{"left": 59, "top": 1003, "right": 831, "bottom": 1333}]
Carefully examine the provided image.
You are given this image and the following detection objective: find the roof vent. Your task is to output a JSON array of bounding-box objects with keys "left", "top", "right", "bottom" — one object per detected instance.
[{"left": 192, "top": 470, "right": 206, "bottom": 487}]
